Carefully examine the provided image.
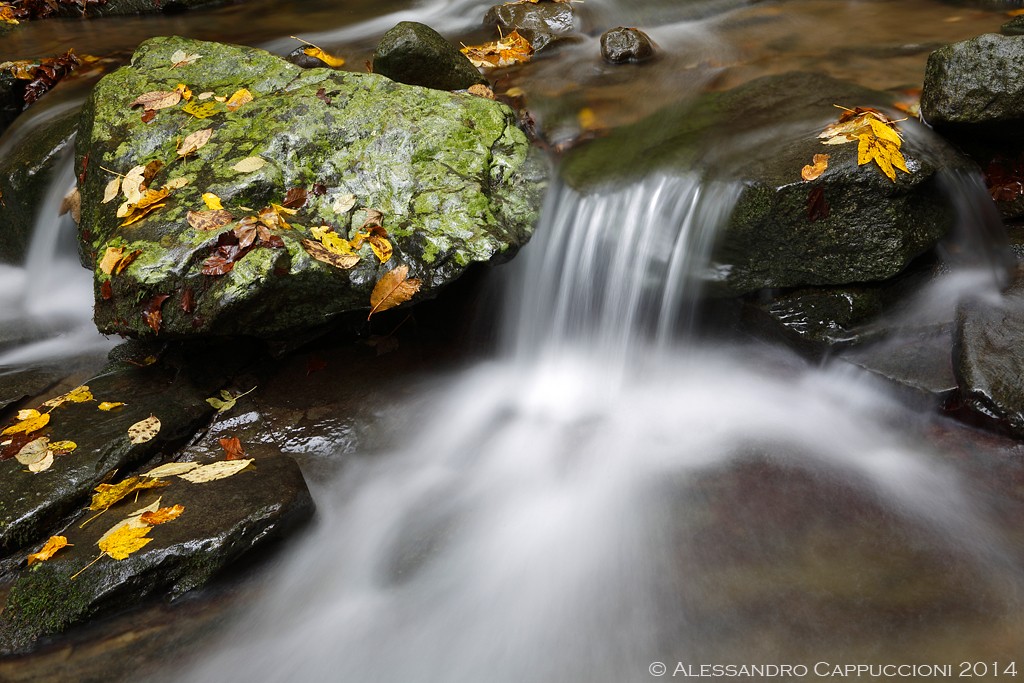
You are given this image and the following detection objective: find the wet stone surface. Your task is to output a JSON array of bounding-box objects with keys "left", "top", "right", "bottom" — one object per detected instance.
[{"left": 600, "top": 27, "right": 655, "bottom": 63}]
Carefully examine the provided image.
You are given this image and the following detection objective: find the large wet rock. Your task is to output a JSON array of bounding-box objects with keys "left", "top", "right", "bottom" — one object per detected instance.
[
  {"left": 0, "top": 69, "right": 26, "bottom": 136},
  {"left": 0, "top": 101, "right": 79, "bottom": 265},
  {"left": 76, "top": 36, "right": 544, "bottom": 339},
  {"left": 953, "top": 277, "right": 1024, "bottom": 437},
  {"left": 0, "top": 357, "right": 219, "bottom": 554},
  {"left": 921, "top": 33, "right": 1024, "bottom": 140},
  {"left": 483, "top": 1, "right": 578, "bottom": 51},
  {"left": 0, "top": 452, "right": 313, "bottom": 654},
  {"left": 562, "top": 72, "right": 967, "bottom": 296},
  {"left": 600, "top": 27, "right": 655, "bottom": 63},
  {"left": 372, "top": 22, "right": 487, "bottom": 92}
]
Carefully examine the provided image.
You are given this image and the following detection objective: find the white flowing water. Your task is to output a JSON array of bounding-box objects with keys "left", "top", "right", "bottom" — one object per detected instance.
[{"left": 179, "top": 169, "right": 1020, "bottom": 682}]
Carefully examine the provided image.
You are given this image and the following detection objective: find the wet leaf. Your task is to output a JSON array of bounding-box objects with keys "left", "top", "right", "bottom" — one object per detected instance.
[
  {"left": 140, "top": 504, "right": 185, "bottom": 525},
  {"left": 282, "top": 187, "right": 307, "bottom": 209},
  {"left": 27, "top": 536, "right": 71, "bottom": 566},
  {"left": 205, "top": 386, "right": 256, "bottom": 413},
  {"left": 258, "top": 205, "right": 292, "bottom": 230},
  {"left": 48, "top": 440, "right": 77, "bottom": 455},
  {"left": 170, "top": 50, "right": 201, "bottom": 67},
  {"left": 460, "top": 30, "right": 533, "bottom": 68},
  {"left": 99, "top": 524, "right": 152, "bottom": 560},
  {"left": 89, "top": 476, "right": 169, "bottom": 511},
  {"left": 101, "top": 280, "right": 113, "bottom": 300},
  {"left": 163, "top": 176, "right": 190, "bottom": 191},
  {"left": 231, "top": 156, "right": 266, "bottom": 173},
  {"left": 99, "top": 247, "right": 124, "bottom": 275},
  {"left": 302, "top": 45, "right": 346, "bottom": 68},
  {"left": 145, "top": 461, "right": 200, "bottom": 478},
  {"left": 801, "top": 153, "right": 829, "bottom": 181},
  {"left": 818, "top": 106, "right": 908, "bottom": 183},
  {"left": 120, "top": 188, "right": 170, "bottom": 226},
  {"left": 178, "top": 458, "right": 254, "bottom": 483},
  {"left": 102, "top": 177, "right": 121, "bottom": 204},
  {"left": 2, "top": 411, "right": 50, "bottom": 436},
  {"left": 15, "top": 437, "right": 49, "bottom": 465},
  {"left": 332, "top": 193, "right": 356, "bottom": 214},
  {"left": 302, "top": 238, "right": 360, "bottom": 269},
  {"left": 225, "top": 88, "right": 253, "bottom": 111},
  {"left": 182, "top": 100, "right": 218, "bottom": 119},
  {"left": 98, "top": 499, "right": 160, "bottom": 544},
  {"left": 175, "top": 83, "right": 193, "bottom": 101},
  {"left": 369, "top": 265, "right": 422, "bottom": 319},
  {"left": 857, "top": 132, "right": 907, "bottom": 182},
  {"left": 131, "top": 90, "right": 181, "bottom": 111},
  {"left": 201, "top": 253, "right": 236, "bottom": 276},
  {"left": 121, "top": 164, "right": 147, "bottom": 204},
  {"left": 202, "top": 192, "right": 224, "bottom": 210},
  {"left": 467, "top": 83, "right": 495, "bottom": 99},
  {"left": 127, "top": 415, "right": 161, "bottom": 444},
  {"left": 187, "top": 209, "right": 234, "bottom": 231},
  {"left": 142, "top": 294, "right": 170, "bottom": 334},
  {"left": 28, "top": 450, "right": 53, "bottom": 473},
  {"left": 98, "top": 401, "right": 125, "bottom": 411},
  {"left": 219, "top": 436, "right": 246, "bottom": 460},
  {"left": 177, "top": 128, "right": 213, "bottom": 157}
]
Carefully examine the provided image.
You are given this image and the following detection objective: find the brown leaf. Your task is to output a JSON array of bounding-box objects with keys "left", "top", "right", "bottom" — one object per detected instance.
[
  {"left": 101, "top": 279, "right": 113, "bottom": 300},
  {"left": 467, "top": 84, "right": 495, "bottom": 99},
  {"left": 234, "top": 221, "right": 258, "bottom": 249},
  {"left": 311, "top": 183, "right": 327, "bottom": 196},
  {"left": 131, "top": 90, "right": 181, "bottom": 111},
  {"left": 177, "top": 128, "right": 213, "bottom": 157},
  {"left": 142, "top": 294, "right": 170, "bottom": 334},
  {"left": 315, "top": 87, "right": 331, "bottom": 105},
  {"left": 113, "top": 250, "right": 141, "bottom": 275},
  {"left": 202, "top": 254, "right": 236, "bottom": 276},
  {"left": 801, "top": 153, "right": 829, "bottom": 181},
  {"left": 181, "top": 287, "right": 195, "bottom": 313},
  {"left": 187, "top": 209, "right": 234, "bottom": 231},
  {"left": 140, "top": 504, "right": 185, "bottom": 525},
  {"left": 369, "top": 265, "right": 422, "bottom": 319},
  {"left": 218, "top": 436, "right": 246, "bottom": 460},
  {"left": 302, "top": 238, "right": 360, "bottom": 269},
  {"left": 141, "top": 110, "right": 156, "bottom": 124},
  {"left": 282, "top": 187, "right": 308, "bottom": 209}
]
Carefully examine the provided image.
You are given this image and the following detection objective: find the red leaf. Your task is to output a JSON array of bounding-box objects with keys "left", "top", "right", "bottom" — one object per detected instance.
[
  {"left": 181, "top": 287, "right": 195, "bottom": 313},
  {"left": 218, "top": 436, "right": 246, "bottom": 460},
  {"left": 311, "top": 183, "right": 327, "bottom": 196},
  {"left": 282, "top": 187, "right": 307, "bottom": 209},
  {"left": 315, "top": 88, "right": 331, "bottom": 105},
  {"left": 142, "top": 294, "right": 170, "bottom": 334},
  {"left": 201, "top": 254, "right": 235, "bottom": 276},
  {"left": 141, "top": 110, "right": 156, "bottom": 124},
  {"left": 101, "top": 280, "right": 112, "bottom": 300}
]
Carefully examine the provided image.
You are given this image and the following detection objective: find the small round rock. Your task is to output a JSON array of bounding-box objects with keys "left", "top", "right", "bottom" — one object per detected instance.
[{"left": 600, "top": 27, "right": 655, "bottom": 64}]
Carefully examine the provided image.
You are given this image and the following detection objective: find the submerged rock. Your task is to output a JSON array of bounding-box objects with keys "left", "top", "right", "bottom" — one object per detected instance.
[
  {"left": 0, "top": 452, "right": 313, "bottom": 655},
  {"left": 372, "top": 22, "right": 487, "bottom": 91},
  {"left": 562, "top": 72, "right": 968, "bottom": 296},
  {"left": 921, "top": 33, "right": 1024, "bottom": 140},
  {"left": 76, "top": 36, "right": 545, "bottom": 339},
  {"left": 600, "top": 27, "right": 655, "bottom": 63},
  {"left": 483, "top": 1, "right": 578, "bottom": 51}
]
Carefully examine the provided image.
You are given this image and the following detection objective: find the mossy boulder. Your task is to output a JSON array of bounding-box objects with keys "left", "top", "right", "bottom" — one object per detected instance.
[
  {"left": 75, "top": 36, "right": 545, "bottom": 339},
  {"left": 0, "top": 452, "right": 313, "bottom": 655},
  {"left": 562, "top": 72, "right": 966, "bottom": 296},
  {"left": 372, "top": 22, "right": 487, "bottom": 91}
]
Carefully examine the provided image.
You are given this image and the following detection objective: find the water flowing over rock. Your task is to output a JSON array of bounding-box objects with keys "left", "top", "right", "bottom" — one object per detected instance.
[
  {"left": 562, "top": 72, "right": 967, "bottom": 296},
  {"left": 76, "top": 36, "right": 545, "bottom": 339}
]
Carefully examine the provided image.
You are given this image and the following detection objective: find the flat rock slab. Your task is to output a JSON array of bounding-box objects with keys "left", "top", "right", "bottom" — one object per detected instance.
[
  {"left": 0, "top": 452, "right": 313, "bottom": 654},
  {"left": 76, "top": 36, "right": 545, "bottom": 339},
  {"left": 0, "top": 359, "right": 217, "bottom": 554}
]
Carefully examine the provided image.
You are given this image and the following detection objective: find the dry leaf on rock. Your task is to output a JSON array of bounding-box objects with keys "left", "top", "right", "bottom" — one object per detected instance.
[
  {"left": 27, "top": 536, "right": 71, "bottom": 566},
  {"left": 171, "top": 50, "right": 201, "bottom": 67},
  {"left": 28, "top": 450, "right": 53, "bottom": 473},
  {"left": 368, "top": 265, "right": 421, "bottom": 319},
  {"left": 145, "top": 461, "right": 200, "bottom": 478},
  {"left": 232, "top": 156, "right": 266, "bottom": 173},
  {"left": 177, "top": 128, "right": 213, "bottom": 157},
  {"left": 102, "top": 177, "right": 121, "bottom": 204},
  {"left": 177, "top": 458, "right": 254, "bottom": 483},
  {"left": 127, "top": 415, "right": 161, "bottom": 444},
  {"left": 332, "top": 193, "right": 356, "bottom": 214},
  {"left": 131, "top": 90, "right": 181, "bottom": 112},
  {"left": 302, "top": 238, "right": 360, "bottom": 269}
]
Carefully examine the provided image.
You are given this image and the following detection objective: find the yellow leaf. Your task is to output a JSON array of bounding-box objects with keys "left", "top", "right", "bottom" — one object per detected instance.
[
  {"left": 231, "top": 156, "right": 266, "bottom": 173},
  {"left": 460, "top": 30, "right": 533, "bottom": 68},
  {"left": 0, "top": 6, "right": 20, "bottom": 24},
  {"left": 89, "top": 476, "right": 169, "bottom": 511},
  {"left": 15, "top": 437, "right": 49, "bottom": 465},
  {"left": 99, "top": 524, "right": 153, "bottom": 560},
  {"left": 302, "top": 238, "right": 360, "bottom": 269},
  {"left": 182, "top": 100, "right": 219, "bottom": 119},
  {"left": 98, "top": 401, "right": 125, "bottom": 411},
  {"left": 121, "top": 165, "right": 147, "bottom": 205},
  {"left": 857, "top": 134, "right": 906, "bottom": 182},
  {"left": 17, "top": 409, "right": 39, "bottom": 420},
  {"left": 175, "top": 83, "right": 193, "bottom": 101},
  {"left": 27, "top": 536, "right": 71, "bottom": 566},
  {"left": 205, "top": 386, "right": 256, "bottom": 413},
  {"left": 368, "top": 234, "right": 393, "bottom": 263},
  {"left": 225, "top": 88, "right": 253, "bottom": 111},
  {"left": 177, "top": 458, "right": 254, "bottom": 483},
  {"left": 127, "top": 415, "right": 161, "bottom": 444},
  {"left": 163, "top": 177, "right": 190, "bottom": 191},
  {"left": 2, "top": 411, "right": 50, "bottom": 436},
  {"left": 99, "top": 247, "right": 124, "bottom": 275},
  {"left": 66, "top": 386, "right": 93, "bottom": 403},
  {"left": 801, "top": 153, "right": 829, "bottom": 181},
  {"left": 145, "top": 461, "right": 200, "bottom": 478},
  {"left": 28, "top": 451, "right": 53, "bottom": 473},
  {"left": 140, "top": 504, "right": 185, "bottom": 525},
  {"left": 177, "top": 128, "right": 213, "bottom": 157},
  {"left": 867, "top": 117, "right": 901, "bottom": 146},
  {"left": 49, "top": 440, "right": 77, "bottom": 455},
  {"left": 302, "top": 46, "right": 346, "bottom": 68},
  {"left": 368, "top": 265, "right": 422, "bottom": 319},
  {"left": 202, "top": 192, "right": 224, "bottom": 210},
  {"left": 98, "top": 498, "right": 160, "bottom": 544}
]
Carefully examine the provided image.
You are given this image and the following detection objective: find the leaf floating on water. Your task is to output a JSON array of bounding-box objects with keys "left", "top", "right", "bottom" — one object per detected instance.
[
  {"left": 99, "top": 524, "right": 153, "bottom": 560},
  {"left": 89, "top": 476, "right": 169, "bottom": 511},
  {"left": 460, "top": 30, "right": 533, "bottom": 68},
  {"left": 231, "top": 156, "right": 266, "bottom": 173},
  {"left": 2, "top": 411, "right": 49, "bottom": 436},
  {"left": 27, "top": 536, "right": 71, "bottom": 566},
  {"left": 145, "top": 461, "right": 200, "bottom": 478},
  {"left": 225, "top": 88, "right": 253, "bottom": 112},
  {"left": 801, "top": 153, "right": 829, "bottom": 182},
  {"left": 98, "top": 401, "right": 126, "bottom": 411},
  {"left": 127, "top": 415, "right": 161, "bottom": 444},
  {"left": 140, "top": 504, "right": 185, "bottom": 525},
  {"left": 177, "top": 458, "right": 254, "bottom": 483},
  {"left": 177, "top": 128, "right": 213, "bottom": 157},
  {"left": 368, "top": 265, "right": 421, "bottom": 319}
]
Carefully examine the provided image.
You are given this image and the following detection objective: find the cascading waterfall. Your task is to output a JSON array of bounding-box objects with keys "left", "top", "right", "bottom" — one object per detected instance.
[{"left": 181, "top": 170, "right": 1020, "bottom": 683}]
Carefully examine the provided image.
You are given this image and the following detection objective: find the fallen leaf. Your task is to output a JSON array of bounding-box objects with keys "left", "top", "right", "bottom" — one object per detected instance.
[
  {"left": 131, "top": 90, "right": 181, "bottom": 111},
  {"left": 28, "top": 450, "right": 54, "bottom": 473},
  {"left": 163, "top": 177, "right": 190, "bottom": 191},
  {"left": 368, "top": 265, "right": 422, "bottom": 319},
  {"left": 819, "top": 106, "right": 908, "bottom": 183},
  {"left": 198, "top": 91, "right": 214, "bottom": 100},
  {"left": 2, "top": 411, "right": 50, "bottom": 436},
  {"left": 48, "top": 440, "right": 77, "bottom": 454},
  {"left": 142, "top": 294, "right": 170, "bottom": 334},
  {"left": 181, "top": 287, "right": 195, "bottom": 313},
  {"left": 16, "top": 409, "right": 38, "bottom": 420},
  {"left": 225, "top": 88, "right": 253, "bottom": 111},
  {"left": 182, "top": 100, "right": 218, "bottom": 119},
  {"left": 27, "top": 536, "right": 71, "bottom": 566},
  {"left": 15, "top": 437, "right": 49, "bottom": 465},
  {"left": 113, "top": 250, "right": 141, "bottom": 274},
  {"left": 98, "top": 402, "right": 125, "bottom": 411},
  {"left": 99, "top": 247, "right": 124, "bottom": 275},
  {"left": 202, "top": 192, "right": 224, "bottom": 210},
  {"left": 205, "top": 386, "right": 256, "bottom": 413},
  {"left": 89, "top": 476, "right": 169, "bottom": 511},
  {"left": 801, "top": 153, "right": 829, "bottom": 181},
  {"left": 120, "top": 188, "right": 170, "bottom": 226},
  {"left": 98, "top": 498, "right": 160, "bottom": 544},
  {"left": 145, "top": 461, "right": 200, "bottom": 478},
  {"left": 60, "top": 188, "right": 81, "bottom": 224},
  {"left": 141, "top": 110, "right": 157, "bottom": 123},
  {"left": 232, "top": 156, "right": 266, "bottom": 173},
  {"left": 177, "top": 458, "right": 254, "bottom": 483},
  {"left": 187, "top": 209, "right": 233, "bottom": 231},
  {"left": 99, "top": 524, "right": 153, "bottom": 560},
  {"left": 302, "top": 45, "right": 346, "bottom": 68},
  {"left": 121, "top": 164, "right": 147, "bottom": 204},
  {"left": 177, "top": 128, "right": 213, "bottom": 157},
  {"left": 467, "top": 84, "right": 495, "bottom": 99},
  {"left": 302, "top": 238, "right": 360, "bottom": 269},
  {"left": 332, "top": 193, "right": 356, "bottom": 214},
  {"left": 140, "top": 504, "right": 185, "bottom": 525},
  {"left": 218, "top": 436, "right": 246, "bottom": 460},
  {"left": 101, "top": 280, "right": 113, "bottom": 300},
  {"left": 315, "top": 87, "right": 331, "bottom": 105},
  {"left": 102, "top": 177, "right": 121, "bottom": 204},
  {"left": 171, "top": 50, "right": 201, "bottom": 67},
  {"left": 282, "top": 187, "right": 307, "bottom": 209},
  {"left": 127, "top": 415, "right": 161, "bottom": 444},
  {"left": 460, "top": 30, "right": 533, "bottom": 68},
  {"left": 857, "top": 132, "right": 907, "bottom": 182},
  {"left": 175, "top": 83, "right": 193, "bottom": 101}
]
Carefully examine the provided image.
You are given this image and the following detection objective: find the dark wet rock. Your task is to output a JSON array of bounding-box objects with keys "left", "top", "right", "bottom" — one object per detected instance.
[
  {"left": 483, "top": 1, "right": 577, "bottom": 51},
  {"left": 0, "top": 452, "right": 313, "bottom": 655},
  {"left": 0, "top": 69, "right": 26, "bottom": 136},
  {"left": 0, "top": 102, "right": 79, "bottom": 265},
  {"left": 953, "top": 277, "right": 1024, "bottom": 437},
  {"left": 600, "top": 27, "right": 655, "bottom": 63},
  {"left": 75, "top": 36, "right": 545, "bottom": 340},
  {"left": 0, "top": 359, "right": 219, "bottom": 554},
  {"left": 921, "top": 33, "right": 1024, "bottom": 140},
  {"left": 41, "top": 0, "right": 224, "bottom": 17},
  {"left": 562, "top": 72, "right": 969, "bottom": 296},
  {"left": 372, "top": 22, "right": 487, "bottom": 91},
  {"left": 840, "top": 324, "right": 958, "bottom": 402},
  {"left": 286, "top": 46, "right": 334, "bottom": 70},
  {"left": 1001, "top": 15, "right": 1024, "bottom": 36}
]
